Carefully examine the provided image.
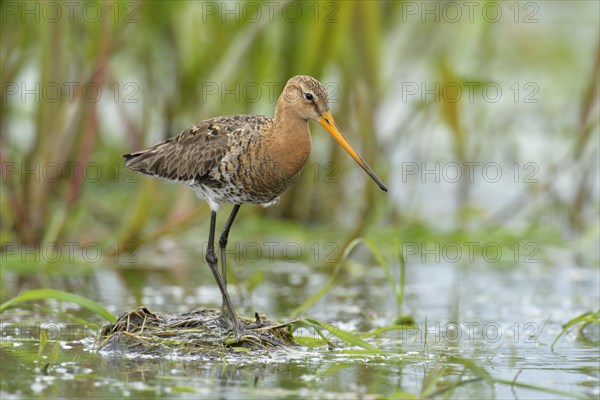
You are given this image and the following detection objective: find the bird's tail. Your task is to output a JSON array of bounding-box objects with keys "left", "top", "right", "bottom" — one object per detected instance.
[{"left": 122, "top": 148, "right": 160, "bottom": 176}]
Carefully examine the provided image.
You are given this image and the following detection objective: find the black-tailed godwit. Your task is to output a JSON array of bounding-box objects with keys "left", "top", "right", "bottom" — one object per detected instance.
[{"left": 124, "top": 75, "right": 387, "bottom": 337}]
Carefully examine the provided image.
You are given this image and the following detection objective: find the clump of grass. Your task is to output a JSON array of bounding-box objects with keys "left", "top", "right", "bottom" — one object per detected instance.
[
  {"left": 97, "top": 306, "right": 296, "bottom": 357},
  {"left": 97, "top": 308, "right": 386, "bottom": 357}
]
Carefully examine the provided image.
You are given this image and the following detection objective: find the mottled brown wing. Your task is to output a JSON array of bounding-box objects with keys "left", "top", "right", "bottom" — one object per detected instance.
[{"left": 123, "top": 116, "right": 251, "bottom": 185}]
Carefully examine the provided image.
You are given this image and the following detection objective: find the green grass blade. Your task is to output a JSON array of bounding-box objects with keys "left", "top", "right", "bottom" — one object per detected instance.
[
  {"left": 291, "top": 237, "right": 403, "bottom": 318},
  {"left": 301, "top": 318, "right": 381, "bottom": 352},
  {"left": 386, "top": 392, "right": 419, "bottom": 400},
  {"left": 551, "top": 309, "right": 600, "bottom": 351},
  {"left": 51, "top": 341, "right": 60, "bottom": 363},
  {"left": 494, "top": 378, "right": 591, "bottom": 400},
  {"left": 292, "top": 336, "right": 330, "bottom": 348},
  {"left": 290, "top": 238, "right": 364, "bottom": 318},
  {"left": 0, "top": 289, "right": 116, "bottom": 323},
  {"left": 363, "top": 239, "right": 401, "bottom": 303},
  {"left": 448, "top": 356, "right": 494, "bottom": 384},
  {"left": 420, "top": 366, "right": 446, "bottom": 397},
  {"left": 33, "top": 305, "right": 104, "bottom": 333},
  {"left": 37, "top": 328, "right": 48, "bottom": 362},
  {"left": 360, "top": 324, "right": 416, "bottom": 339},
  {"left": 395, "top": 240, "right": 407, "bottom": 314}
]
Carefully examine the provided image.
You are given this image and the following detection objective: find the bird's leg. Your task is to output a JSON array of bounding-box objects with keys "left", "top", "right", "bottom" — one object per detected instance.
[
  {"left": 218, "top": 204, "right": 241, "bottom": 294},
  {"left": 206, "top": 210, "right": 242, "bottom": 338},
  {"left": 216, "top": 206, "right": 283, "bottom": 346}
]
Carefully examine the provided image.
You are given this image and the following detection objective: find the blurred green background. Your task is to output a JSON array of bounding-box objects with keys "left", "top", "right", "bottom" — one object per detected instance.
[{"left": 1, "top": 0, "right": 598, "bottom": 268}]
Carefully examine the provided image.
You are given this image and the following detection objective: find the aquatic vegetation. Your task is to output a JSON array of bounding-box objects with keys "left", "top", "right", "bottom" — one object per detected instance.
[{"left": 551, "top": 309, "right": 600, "bottom": 351}]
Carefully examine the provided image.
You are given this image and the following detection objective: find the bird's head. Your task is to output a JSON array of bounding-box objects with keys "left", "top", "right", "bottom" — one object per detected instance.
[
  {"left": 281, "top": 75, "right": 331, "bottom": 122},
  {"left": 279, "top": 75, "right": 388, "bottom": 192}
]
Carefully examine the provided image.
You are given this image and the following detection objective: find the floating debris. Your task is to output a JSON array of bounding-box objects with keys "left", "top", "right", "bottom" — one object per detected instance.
[{"left": 97, "top": 307, "right": 296, "bottom": 358}]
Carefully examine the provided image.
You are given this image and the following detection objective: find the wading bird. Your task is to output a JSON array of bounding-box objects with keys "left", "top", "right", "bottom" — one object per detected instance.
[{"left": 124, "top": 75, "right": 387, "bottom": 338}]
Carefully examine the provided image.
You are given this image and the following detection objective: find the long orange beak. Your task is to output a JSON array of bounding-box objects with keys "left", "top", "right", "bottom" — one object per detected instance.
[{"left": 319, "top": 111, "right": 387, "bottom": 192}]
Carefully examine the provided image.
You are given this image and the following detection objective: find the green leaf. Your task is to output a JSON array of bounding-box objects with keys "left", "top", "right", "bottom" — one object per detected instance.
[
  {"left": 448, "top": 356, "right": 494, "bottom": 384},
  {"left": 360, "top": 324, "right": 416, "bottom": 339},
  {"left": 301, "top": 318, "right": 381, "bottom": 352},
  {"left": 0, "top": 289, "right": 116, "bottom": 323},
  {"left": 551, "top": 309, "right": 600, "bottom": 351},
  {"left": 37, "top": 328, "right": 48, "bottom": 362},
  {"left": 363, "top": 238, "right": 401, "bottom": 304},
  {"left": 494, "top": 378, "right": 591, "bottom": 400},
  {"left": 290, "top": 238, "right": 364, "bottom": 318}
]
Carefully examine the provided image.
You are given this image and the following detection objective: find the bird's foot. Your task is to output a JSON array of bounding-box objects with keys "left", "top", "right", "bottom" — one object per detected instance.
[{"left": 220, "top": 311, "right": 289, "bottom": 347}]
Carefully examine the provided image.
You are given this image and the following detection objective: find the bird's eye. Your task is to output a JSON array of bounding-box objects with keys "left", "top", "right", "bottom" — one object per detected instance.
[{"left": 304, "top": 92, "right": 314, "bottom": 101}]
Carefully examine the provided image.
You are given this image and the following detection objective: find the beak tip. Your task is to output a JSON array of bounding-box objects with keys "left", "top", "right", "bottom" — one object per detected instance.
[{"left": 320, "top": 111, "right": 388, "bottom": 194}]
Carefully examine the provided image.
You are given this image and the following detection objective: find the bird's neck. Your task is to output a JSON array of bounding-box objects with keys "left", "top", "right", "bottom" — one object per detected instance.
[{"left": 268, "top": 102, "right": 312, "bottom": 179}]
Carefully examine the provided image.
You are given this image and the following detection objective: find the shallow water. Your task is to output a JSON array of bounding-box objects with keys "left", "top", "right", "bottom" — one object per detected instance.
[{"left": 1, "top": 252, "right": 598, "bottom": 399}]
